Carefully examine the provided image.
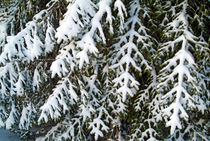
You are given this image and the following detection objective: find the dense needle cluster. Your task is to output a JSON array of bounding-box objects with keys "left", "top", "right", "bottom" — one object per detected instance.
[{"left": 0, "top": 0, "right": 209, "bottom": 140}]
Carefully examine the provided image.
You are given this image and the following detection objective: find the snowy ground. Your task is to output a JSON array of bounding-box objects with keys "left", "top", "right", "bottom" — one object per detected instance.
[{"left": 0, "top": 129, "right": 20, "bottom": 141}]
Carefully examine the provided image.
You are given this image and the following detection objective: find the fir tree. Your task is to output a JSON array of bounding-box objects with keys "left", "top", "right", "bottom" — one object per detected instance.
[
  {"left": 0, "top": 0, "right": 209, "bottom": 140},
  {"left": 156, "top": 0, "right": 209, "bottom": 140}
]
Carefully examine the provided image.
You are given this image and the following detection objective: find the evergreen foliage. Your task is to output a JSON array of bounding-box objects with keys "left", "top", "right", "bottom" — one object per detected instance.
[{"left": 0, "top": 0, "right": 209, "bottom": 140}]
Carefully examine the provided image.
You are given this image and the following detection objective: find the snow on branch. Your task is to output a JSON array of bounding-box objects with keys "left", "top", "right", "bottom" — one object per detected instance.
[
  {"left": 135, "top": 69, "right": 157, "bottom": 112},
  {"left": 114, "top": 0, "right": 127, "bottom": 33},
  {"left": 78, "top": 75, "right": 101, "bottom": 119},
  {"left": 56, "top": 118, "right": 86, "bottom": 140},
  {"left": 19, "top": 103, "right": 36, "bottom": 130},
  {"left": 76, "top": 0, "right": 114, "bottom": 69},
  {"left": 50, "top": 42, "right": 76, "bottom": 78},
  {"left": 89, "top": 108, "right": 109, "bottom": 140},
  {"left": 77, "top": 75, "right": 110, "bottom": 140},
  {"left": 56, "top": 0, "right": 96, "bottom": 43},
  {"left": 76, "top": 33, "right": 99, "bottom": 69},
  {"left": 158, "top": 40, "right": 206, "bottom": 134},
  {"left": 0, "top": 1, "right": 17, "bottom": 46},
  {"left": 32, "top": 67, "right": 42, "bottom": 92},
  {"left": 14, "top": 72, "right": 25, "bottom": 97},
  {"left": 0, "top": 2, "right": 57, "bottom": 65},
  {"left": 157, "top": 0, "right": 207, "bottom": 135},
  {"left": 0, "top": 62, "right": 18, "bottom": 97},
  {"left": 109, "top": 0, "right": 153, "bottom": 112},
  {"left": 38, "top": 75, "right": 78, "bottom": 123},
  {"left": 5, "top": 101, "right": 19, "bottom": 129},
  {"left": 131, "top": 119, "right": 158, "bottom": 141}
]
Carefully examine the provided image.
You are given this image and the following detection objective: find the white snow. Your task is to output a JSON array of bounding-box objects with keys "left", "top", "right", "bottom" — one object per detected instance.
[
  {"left": 158, "top": 0, "right": 207, "bottom": 135},
  {"left": 38, "top": 76, "right": 78, "bottom": 123},
  {"left": 114, "top": 0, "right": 127, "bottom": 33},
  {"left": 50, "top": 42, "right": 76, "bottom": 77},
  {"left": 56, "top": 0, "right": 96, "bottom": 43}
]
